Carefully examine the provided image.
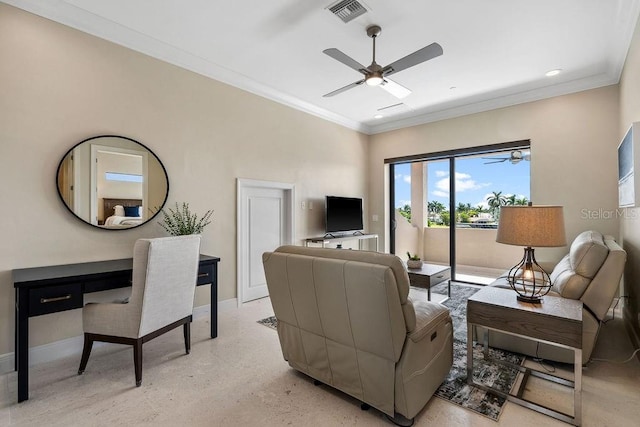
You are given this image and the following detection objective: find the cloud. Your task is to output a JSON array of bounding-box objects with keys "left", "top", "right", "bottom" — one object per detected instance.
[
  {"left": 432, "top": 190, "right": 449, "bottom": 198},
  {"left": 475, "top": 198, "right": 490, "bottom": 209},
  {"left": 435, "top": 170, "right": 448, "bottom": 177},
  {"left": 395, "top": 173, "right": 411, "bottom": 184},
  {"left": 481, "top": 193, "right": 494, "bottom": 202},
  {"left": 435, "top": 172, "right": 490, "bottom": 193}
]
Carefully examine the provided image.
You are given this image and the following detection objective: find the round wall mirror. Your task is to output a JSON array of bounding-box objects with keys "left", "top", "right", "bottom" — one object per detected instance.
[{"left": 56, "top": 135, "right": 169, "bottom": 230}]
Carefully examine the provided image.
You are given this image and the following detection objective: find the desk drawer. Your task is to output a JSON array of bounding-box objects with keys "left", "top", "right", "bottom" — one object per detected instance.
[
  {"left": 29, "top": 283, "right": 83, "bottom": 316},
  {"left": 197, "top": 264, "right": 214, "bottom": 286},
  {"left": 84, "top": 273, "right": 132, "bottom": 293},
  {"left": 429, "top": 269, "right": 451, "bottom": 287}
]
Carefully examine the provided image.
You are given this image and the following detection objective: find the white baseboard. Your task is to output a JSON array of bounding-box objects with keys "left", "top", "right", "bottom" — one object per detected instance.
[{"left": 0, "top": 298, "right": 238, "bottom": 375}]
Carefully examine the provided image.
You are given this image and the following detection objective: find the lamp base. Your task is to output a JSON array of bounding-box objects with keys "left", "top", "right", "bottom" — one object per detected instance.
[
  {"left": 516, "top": 294, "right": 543, "bottom": 304},
  {"left": 507, "top": 247, "right": 552, "bottom": 303}
]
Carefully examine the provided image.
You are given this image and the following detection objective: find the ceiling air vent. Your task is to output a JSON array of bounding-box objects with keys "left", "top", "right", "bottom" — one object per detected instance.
[{"left": 328, "top": 0, "right": 368, "bottom": 23}]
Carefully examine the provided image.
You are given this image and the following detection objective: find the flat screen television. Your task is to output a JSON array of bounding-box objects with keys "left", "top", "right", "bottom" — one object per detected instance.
[{"left": 325, "top": 196, "right": 364, "bottom": 234}]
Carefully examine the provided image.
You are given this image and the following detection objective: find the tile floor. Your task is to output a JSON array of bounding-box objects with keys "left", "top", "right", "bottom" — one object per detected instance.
[{"left": 1, "top": 291, "right": 639, "bottom": 426}]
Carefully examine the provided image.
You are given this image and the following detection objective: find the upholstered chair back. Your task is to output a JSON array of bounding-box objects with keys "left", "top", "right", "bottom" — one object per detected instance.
[
  {"left": 271, "top": 245, "right": 417, "bottom": 333},
  {"left": 550, "top": 230, "right": 626, "bottom": 321},
  {"left": 129, "top": 235, "right": 201, "bottom": 337},
  {"left": 263, "top": 246, "right": 416, "bottom": 415}
]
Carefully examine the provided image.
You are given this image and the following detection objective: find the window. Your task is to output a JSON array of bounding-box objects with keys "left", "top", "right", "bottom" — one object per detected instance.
[
  {"left": 388, "top": 141, "right": 531, "bottom": 284},
  {"left": 105, "top": 172, "right": 143, "bottom": 183}
]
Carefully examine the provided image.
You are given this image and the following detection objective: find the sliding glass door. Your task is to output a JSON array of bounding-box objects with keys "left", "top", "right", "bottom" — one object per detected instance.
[{"left": 389, "top": 141, "right": 530, "bottom": 285}]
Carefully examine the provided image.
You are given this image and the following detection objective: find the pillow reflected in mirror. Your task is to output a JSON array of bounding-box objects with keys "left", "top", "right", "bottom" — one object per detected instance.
[{"left": 56, "top": 135, "right": 169, "bottom": 230}]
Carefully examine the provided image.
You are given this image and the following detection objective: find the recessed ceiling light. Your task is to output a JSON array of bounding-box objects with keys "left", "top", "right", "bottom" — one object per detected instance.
[
  {"left": 545, "top": 69, "right": 562, "bottom": 77},
  {"left": 374, "top": 114, "right": 384, "bottom": 119}
]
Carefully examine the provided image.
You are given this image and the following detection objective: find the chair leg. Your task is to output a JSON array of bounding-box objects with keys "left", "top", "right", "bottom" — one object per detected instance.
[
  {"left": 78, "top": 334, "right": 94, "bottom": 375},
  {"left": 133, "top": 339, "right": 143, "bottom": 387},
  {"left": 183, "top": 322, "right": 191, "bottom": 355}
]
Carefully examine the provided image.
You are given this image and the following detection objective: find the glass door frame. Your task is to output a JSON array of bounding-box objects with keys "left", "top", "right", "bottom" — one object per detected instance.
[{"left": 387, "top": 139, "right": 530, "bottom": 284}]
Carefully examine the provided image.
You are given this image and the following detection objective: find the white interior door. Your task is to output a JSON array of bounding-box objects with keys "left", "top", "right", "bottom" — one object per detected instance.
[{"left": 238, "top": 179, "right": 294, "bottom": 304}]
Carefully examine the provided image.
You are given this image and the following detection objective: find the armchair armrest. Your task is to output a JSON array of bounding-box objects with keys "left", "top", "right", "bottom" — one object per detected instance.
[{"left": 408, "top": 301, "right": 450, "bottom": 343}]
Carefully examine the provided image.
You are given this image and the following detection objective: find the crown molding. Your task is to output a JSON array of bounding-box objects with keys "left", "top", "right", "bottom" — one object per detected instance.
[
  {"left": 367, "top": 72, "right": 620, "bottom": 135},
  {"left": 4, "top": 0, "right": 639, "bottom": 137},
  {"left": 2, "top": 0, "right": 369, "bottom": 134}
]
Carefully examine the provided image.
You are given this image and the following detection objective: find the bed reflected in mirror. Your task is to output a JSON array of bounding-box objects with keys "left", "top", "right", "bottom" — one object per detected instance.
[{"left": 57, "top": 135, "right": 169, "bottom": 230}]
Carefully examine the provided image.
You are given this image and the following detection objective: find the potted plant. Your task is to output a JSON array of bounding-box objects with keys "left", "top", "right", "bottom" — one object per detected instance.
[
  {"left": 158, "top": 202, "right": 213, "bottom": 236},
  {"left": 406, "top": 252, "right": 423, "bottom": 269}
]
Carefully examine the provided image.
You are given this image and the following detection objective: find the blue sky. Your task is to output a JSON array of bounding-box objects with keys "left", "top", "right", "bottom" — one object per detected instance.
[{"left": 394, "top": 154, "right": 530, "bottom": 209}]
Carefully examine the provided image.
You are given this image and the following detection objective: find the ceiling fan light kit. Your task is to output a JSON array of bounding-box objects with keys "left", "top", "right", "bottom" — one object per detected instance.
[
  {"left": 365, "top": 72, "right": 383, "bottom": 86},
  {"left": 482, "top": 150, "right": 531, "bottom": 164},
  {"left": 323, "top": 24, "right": 443, "bottom": 98}
]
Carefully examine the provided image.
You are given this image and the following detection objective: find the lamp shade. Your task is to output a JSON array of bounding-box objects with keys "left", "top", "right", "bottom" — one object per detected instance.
[{"left": 496, "top": 205, "right": 567, "bottom": 247}]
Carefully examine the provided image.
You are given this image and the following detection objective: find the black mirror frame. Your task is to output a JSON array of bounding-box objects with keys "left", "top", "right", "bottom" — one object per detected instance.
[{"left": 56, "top": 134, "right": 170, "bottom": 231}]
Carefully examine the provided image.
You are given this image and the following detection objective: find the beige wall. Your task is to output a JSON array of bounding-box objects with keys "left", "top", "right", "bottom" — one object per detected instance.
[
  {"left": 0, "top": 5, "right": 367, "bottom": 355},
  {"left": 368, "top": 86, "right": 621, "bottom": 266},
  {"left": 422, "top": 228, "right": 521, "bottom": 270},
  {"left": 619, "top": 15, "right": 640, "bottom": 347},
  {"left": 0, "top": 3, "right": 633, "bottom": 362}
]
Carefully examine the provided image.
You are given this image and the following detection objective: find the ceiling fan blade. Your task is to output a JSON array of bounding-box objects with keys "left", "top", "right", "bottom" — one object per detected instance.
[
  {"left": 483, "top": 158, "right": 508, "bottom": 164},
  {"left": 382, "top": 43, "right": 443, "bottom": 77},
  {"left": 323, "top": 80, "right": 365, "bottom": 97},
  {"left": 323, "top": 48, "right": 368, "bottom": 75},
  {"left": 380, "top": 78, "right": 411, "bottom": 99}
]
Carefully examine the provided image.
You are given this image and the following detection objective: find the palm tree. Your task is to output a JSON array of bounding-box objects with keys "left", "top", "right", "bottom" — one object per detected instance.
[
  {"left": 428, "top": 200, "right": 446, "bottom": 214},
  {"left": 474, "top": 204, "right": 488, "bottom": 213},
  {"left": 505, "top": 194, "right": 517, "bottom": 205},
  {"left": 456, "top": 202, "right": 472, "bottom": 212},
  {"left": 427, "top": 201, "right": 446, "bottom": 225},
  {"left": 515, "top": 197, "right": 529, "bottom": 205},
  {"left": 486, "top": 191, "right": 507, "bottom": 219}
]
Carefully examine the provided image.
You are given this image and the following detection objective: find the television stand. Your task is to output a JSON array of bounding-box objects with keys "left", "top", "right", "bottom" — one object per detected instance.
[{"left": 304, "top": 233, "right": 379, "bottom": 251}]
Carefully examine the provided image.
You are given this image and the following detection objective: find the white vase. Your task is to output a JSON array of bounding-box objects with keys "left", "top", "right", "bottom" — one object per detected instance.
[{"left": 407, "top": 259, "right": 423, "bottom": 269}]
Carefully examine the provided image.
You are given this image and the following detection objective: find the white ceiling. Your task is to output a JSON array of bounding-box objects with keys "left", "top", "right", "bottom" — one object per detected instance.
[{"left": 5, "top": 0, "right": 640, "bottom": 134}]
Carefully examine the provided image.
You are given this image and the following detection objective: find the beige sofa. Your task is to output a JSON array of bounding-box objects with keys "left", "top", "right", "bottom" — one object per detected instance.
[
  {"left": 481, "top": 230, "right": 626, "bottom": 364},
  {"left": 262, "top": 245, "right": 453, "bottom": 424}
]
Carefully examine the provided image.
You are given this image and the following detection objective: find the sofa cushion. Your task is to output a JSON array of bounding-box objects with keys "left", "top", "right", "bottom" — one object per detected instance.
[{"left": 550, "top": 230, "right": 608, "bottom": 299}]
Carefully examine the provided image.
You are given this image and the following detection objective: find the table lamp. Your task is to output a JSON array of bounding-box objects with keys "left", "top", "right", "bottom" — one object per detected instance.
[{"left": 496, "top": 205, "right": 566, "bottom": 303}]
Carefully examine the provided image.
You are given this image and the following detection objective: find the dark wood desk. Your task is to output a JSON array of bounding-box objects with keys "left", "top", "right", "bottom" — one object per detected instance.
[{"left": 13, "top": 255, "right": 220, "bottom": 402}]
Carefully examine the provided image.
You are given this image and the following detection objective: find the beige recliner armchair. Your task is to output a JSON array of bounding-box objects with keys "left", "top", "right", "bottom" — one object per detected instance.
[
  {"left": 483, "top": 230, "right": 626, "bottom": 364},
  {"left": 262, "top": 245, "right": 453, "bottom": 425}
]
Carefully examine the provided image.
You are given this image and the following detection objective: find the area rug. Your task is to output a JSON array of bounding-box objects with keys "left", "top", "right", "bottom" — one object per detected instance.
[
  {"left": 257, "top": 315, "right": 277, "bottom": 330},
  {"left": 257, "top": 281, "right": 524, "bottom": 421},
  {"left": 430, "top": 282, "right": 524, "bottom": 421}
]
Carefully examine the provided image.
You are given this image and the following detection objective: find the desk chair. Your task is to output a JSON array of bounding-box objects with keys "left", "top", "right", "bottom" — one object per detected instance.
[{"left": 78, "top": 235, "right": 201, "bottom": 386}]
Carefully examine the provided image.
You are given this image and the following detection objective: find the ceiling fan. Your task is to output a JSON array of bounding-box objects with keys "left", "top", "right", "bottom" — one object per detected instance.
[
  {"left": 322, "top": 25, "right": 443, "bottom": 98},
  {"left": 483, "top": 150, "right": 531, "bottom": 165}
]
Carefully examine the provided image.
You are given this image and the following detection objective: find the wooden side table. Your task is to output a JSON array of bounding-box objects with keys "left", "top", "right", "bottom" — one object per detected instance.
[
  {"left": 466, "top": 287, "right": 583, "bottom": 426},
  {"left": 406, "top": 263, "right": 451, "bottom": 301}
]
